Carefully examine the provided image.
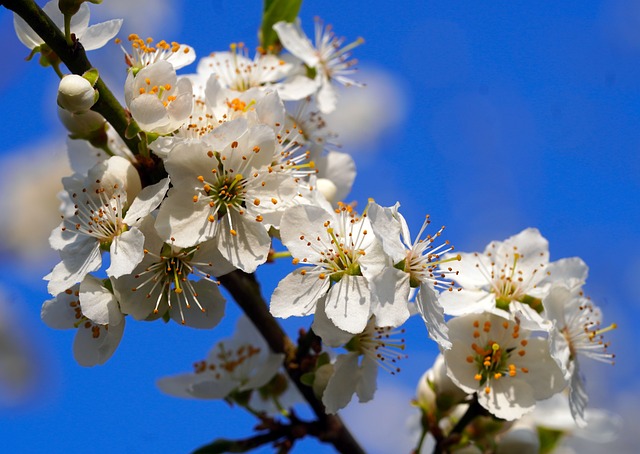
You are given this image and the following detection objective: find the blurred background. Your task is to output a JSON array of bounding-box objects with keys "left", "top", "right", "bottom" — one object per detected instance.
[{"left": 0, "top": 0, "right": 638, "bottom": 452}]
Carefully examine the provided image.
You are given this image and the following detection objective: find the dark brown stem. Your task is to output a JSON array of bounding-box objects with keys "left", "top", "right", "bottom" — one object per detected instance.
[
  {"left": 219, "top": 270, "right": 365, "bottom": 454},
  {"left": 3, "top": 0, "right": 141, "bottom": 154}
]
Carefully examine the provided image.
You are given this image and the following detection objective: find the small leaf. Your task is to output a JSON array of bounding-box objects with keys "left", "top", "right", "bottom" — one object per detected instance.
[{"left": 260, "top": 0, "right": 303, "bottom": 51}]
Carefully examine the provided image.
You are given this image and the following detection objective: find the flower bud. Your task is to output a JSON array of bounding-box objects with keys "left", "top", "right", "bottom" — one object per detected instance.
[
  {"left": 58, "top": 107, "right": 105, "bottom": 136},
  {"left": 316, "top": 178, "right": 338, "bottom": 204},
  {"left": 57, "top": 74, "right": 97, "bottom": 113}
]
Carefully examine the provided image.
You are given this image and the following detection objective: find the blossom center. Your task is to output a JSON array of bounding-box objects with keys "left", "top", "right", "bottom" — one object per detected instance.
[{"left": 466, "top": 318, "right": 530, "bottom": 394}]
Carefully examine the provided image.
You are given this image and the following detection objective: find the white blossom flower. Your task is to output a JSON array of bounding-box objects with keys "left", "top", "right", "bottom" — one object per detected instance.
[
  {"left": 444, "top": 312, "right": 566, "bottom": 420},
  {"left": 155, "top": 118, "right": 299, "bottom": 272},
  {"left": 124, "top": 60, "right": 193, "bottom": 134},
  {"left": 112, "top": 215, "right": 230, "bottom": 328},
  {"left": 439, "top": 228, "right": 587, "bottom": 329},
  {"left": 14, "top": 1, "right": 122, "bottom": 52},
  {"left": 543, "top": 283, "right": 616, "bottom": 426},
  {"left": 157, "top": 316, "right": 285, "bottom": 400},
  {"left": 46, "top": 157, "right": 168, "bottom": 295},
  {"left": 270, "top": 201, "right": 390, "bottom": 334},
  {"left": 195, "top": 43, "right": 316, "bottom": 101},
  {"left": 274, "top": 18, "right": 364, "bottom": 113},
  {"left": 368, "top": 202, "right": 456, "bottom": 347},
  {"left": 41, "top": 277, "right": 125, "bottom": 367},
  {"left": 313, "top": 311, "right": 406, "bottom": 414},
  {"left": 119, "top": 34, "right": 195, "bottom": 71}
]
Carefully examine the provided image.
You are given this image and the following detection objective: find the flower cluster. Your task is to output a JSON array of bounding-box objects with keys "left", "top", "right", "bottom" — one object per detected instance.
[
  {"left": 412, "top": 228, "right": 616, "bottom": 452},
  {"left": 14, "top": 1, "right": 618, "bottom": 451}
]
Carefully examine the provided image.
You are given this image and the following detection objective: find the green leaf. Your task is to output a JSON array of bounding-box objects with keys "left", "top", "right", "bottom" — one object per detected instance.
[{"left": 260, "top": 0, "right": 303, "bottom": 51}]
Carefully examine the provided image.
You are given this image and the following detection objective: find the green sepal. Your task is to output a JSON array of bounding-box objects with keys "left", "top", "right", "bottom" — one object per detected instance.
[
  {"left": 316, "top": 351, "right": 331, "bottom": 368},
  {"left": 519, "top": 294, "right": 544, "bottom": 313},
  {"left": 162, "top": 311, "right": 171, "bottom": 323},
  {"left": 125, "top": 120, "right": 142, "bottom": 140},
  {"left": 300, "top": 372, "right": 315, "bottom": 386},
  {"left": 538, "top": 427, "right": 565, "bottom": 454},
  {"left": 305, "top": 65, "right": 317, "bottom": 80},
  {"left": 82, "top": 68, "right": 100, "bottom": 87},
  {"left": 344, "top": 335, "right": 361, "bottom": 353},
  {"left": 259, "top": 0, "right": 303, "bottom": 52},
  {"left": 329, "top": 270, "right": 344, "bottom": 284}
]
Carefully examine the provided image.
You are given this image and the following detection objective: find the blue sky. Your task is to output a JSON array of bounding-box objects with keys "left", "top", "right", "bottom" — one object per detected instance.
[{"left": 0, "top": 1, "right": 638, "bottom": 453}]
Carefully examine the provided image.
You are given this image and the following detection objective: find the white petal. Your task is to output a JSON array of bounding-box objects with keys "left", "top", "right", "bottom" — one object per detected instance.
[
  {"left": 317, "top": 78, "right": 338, "bottom": 114},
  {"left": 73, "top": 317, "right": 125, "bottom": 367},
  {"left": 79, "top": 19, "right": 123, "bottom": 51},
  {"left": 311, "top": 298, "right": 353, "bottom": 347},
  {"left": 155, "top": 188, "right": 216, "bottom": 247},
  {"left": 439, "top": 288, "right": 495, "bottom": 316},
  {"left": 106, "top": 227, "right": 145, "bottom": 278},
  {"left": 216, "top": 212, "right": 270, "bottom": 273},
  {"left": 41, "top": 289, "right": 79, "bottom": 329},
  {"left": 368, "top": 267, "right": 411, "bottom": 328},
  {"left": 367, "top": 202, "right": 406, "bottom": 261},
  {"left": 166, "top": 45, "right": 196, "bottom": 70},
  {"left": 324, "top": 275, "right": 371, "bottom": 334},
  {"left": 478, "top": 378, "right": 535, "bottom": 421},
  {"left": 273, "top": 20, "right": 320, "bottom": 67},
  {"left": 156, "top": 373, "right": 204, "bottom": 399},
  {"left": 277, "top": 74, "right": 318, "bottom": 100},
  {"left": 47, "top": 238, "right": 102, "bottom": 296},
  {"left": 79, "top": 275, "right": 122, "bottom": 326},
  {"left": 170, "top": 280, "right": 226, "bottom": 329},
  {"left": 322, "top": 353, "right": 358, "bottom": 414},
  {"left": 239, "top": 353, "right": 285, "bottom": 392},
  {"left": 416, "top": 283, "right": 451, "bottom": 349},
  {"left": 123, "top": 178, "right": 170, "bottom": 226},
  {"left": 270, "top": 270, "right": 329, "bottom": 318},
  {"left": 356, "top": 356, "right": 378, "bottom": 403},
  {"left": 568, "top": 363, "right": 588, "bottom": 427}
]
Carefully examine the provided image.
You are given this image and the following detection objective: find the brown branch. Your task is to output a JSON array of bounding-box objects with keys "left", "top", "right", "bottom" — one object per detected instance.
[{"left": 219, "top": 270, "right": 365, "bottom": 454}]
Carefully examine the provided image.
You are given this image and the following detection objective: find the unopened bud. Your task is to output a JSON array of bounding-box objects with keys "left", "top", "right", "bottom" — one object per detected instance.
[
  {"left": 58, "top": 107, "right": 105, "bottom": 136},
  {"left": 316, "top": 178, "right": 338, "bottom": 204},
  {"left": 57, "top": 74, "right": 97, "bottom": 113}
]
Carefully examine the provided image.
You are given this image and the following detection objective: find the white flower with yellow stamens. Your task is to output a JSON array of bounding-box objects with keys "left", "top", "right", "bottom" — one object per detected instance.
[
  {"left": 41, "top": 278, "right": 125, "bottom": 367},
  {"left": 274, "top": 18, "right": 364, "bottom": 113},
  {"left": 367, "top": 202, "right": 458, "bottom": 348},
  {"left": 543, "top": 283, "right": 616, "bottom": 426},
  {"left": 157, "top": 316, "right": 285, "bottom": 400},
  {"left": 124, "top": 60, "right": 193, "bottom": 134},
  {"left": 444, "top": 312, "right": 566, "bottom": 421},
  {"left": 155, "top": 118, "right": 299, "bottom": 272},
  {"left": 438, "top": 228, "right": 587, "bottom": 329},
  {"left": 46, "top": 156, "right": 168, "bottom": 295},
  {"left": 270, "top": 201, "right": 389, "bottom": 334},
  {"left": 312, "top": 310, "right": 407, "bottom": 413},
  {"left": 113, "top": 215, "right": 231, "bottom": 328},
  {"left": 196, "top": 42, "right": 316, "bottom": 100},
  {"left": 119, "top": 34, "right": 195, "bottom": 72}
]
